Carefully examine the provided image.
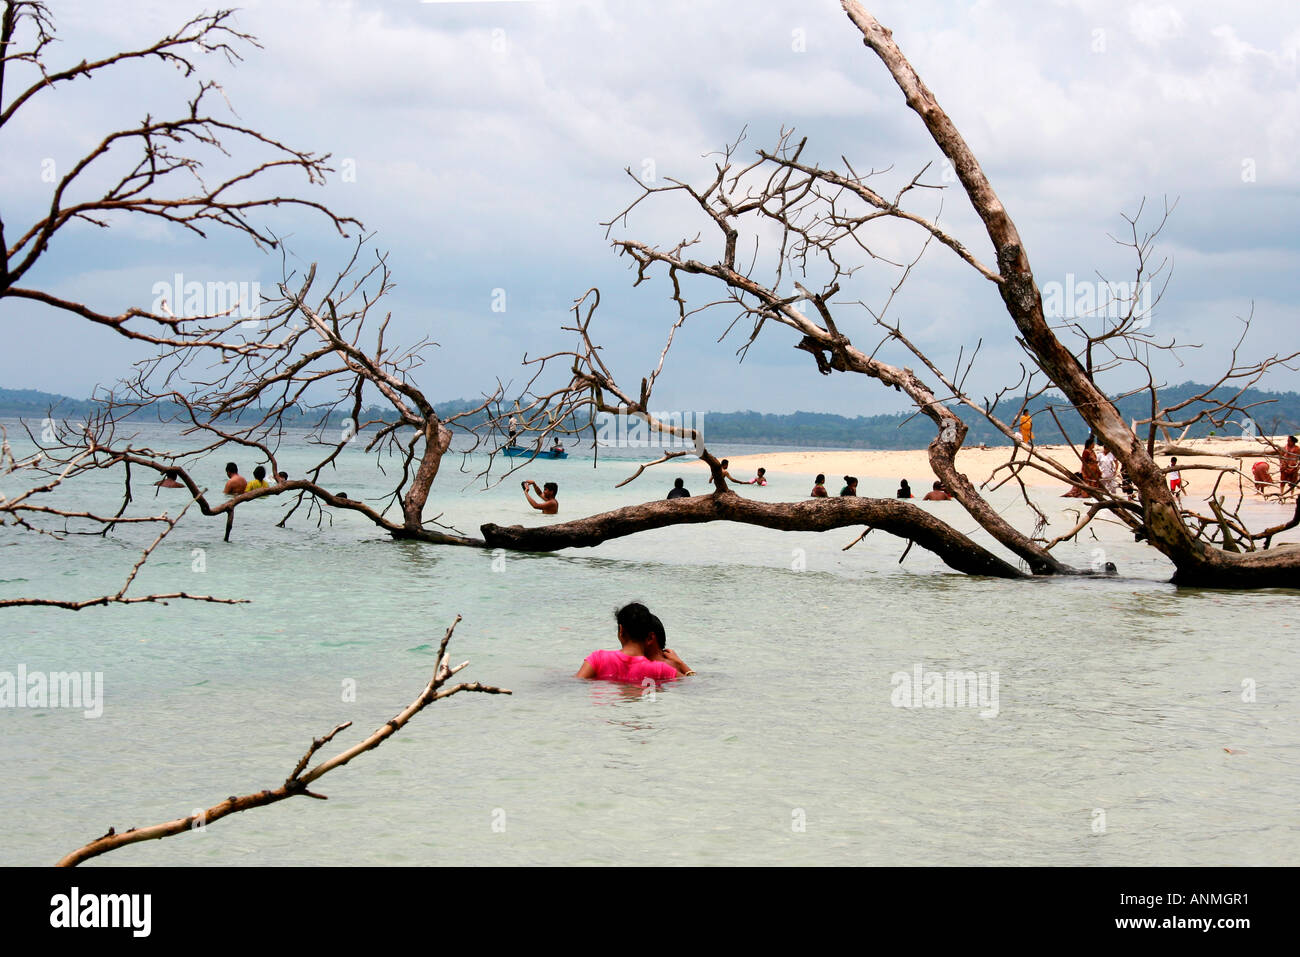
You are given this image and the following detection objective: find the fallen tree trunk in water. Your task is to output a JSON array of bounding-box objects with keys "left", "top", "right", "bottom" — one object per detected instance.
[{"left": 482, "top": 491, "right": 1027, "bottom": 579}]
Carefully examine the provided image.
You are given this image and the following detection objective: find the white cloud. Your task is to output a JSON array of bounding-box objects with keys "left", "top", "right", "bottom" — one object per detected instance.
[{"left": 1128, "top": 3, "right": 1186, "bottom": 48}]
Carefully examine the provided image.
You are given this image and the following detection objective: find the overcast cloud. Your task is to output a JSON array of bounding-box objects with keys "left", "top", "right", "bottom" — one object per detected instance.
[{"left": 2, "top": 0, "right": 1296, "bottom": 416}]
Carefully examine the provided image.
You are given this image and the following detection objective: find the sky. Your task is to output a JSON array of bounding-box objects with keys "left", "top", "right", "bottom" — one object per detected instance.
[{"left": 1, "top": 0, "right": 1297, "bottom": 417}]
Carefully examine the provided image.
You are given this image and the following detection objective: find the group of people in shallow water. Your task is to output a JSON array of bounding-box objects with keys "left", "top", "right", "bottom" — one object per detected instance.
[
  {"left": 153, "top": 462, "right": 291, "bottom": 496},
  {"left": 809, "top": 473, "right": 950, "bottom": 500},
  {"left": 662, "top": 466, "right": 950, "bottom": 501},
  {"left": 577, "top": 602, "right": 695, "bottom": 683}
]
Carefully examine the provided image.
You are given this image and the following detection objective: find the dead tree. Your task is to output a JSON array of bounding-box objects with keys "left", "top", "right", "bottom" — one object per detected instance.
[
  {"left": 0, "top": 422, "right": 249, "bottom": 608},
  {"left": 29, "top": 244, "right": 499, "bottom": 546},
  {"left": 481, "top": 4, "right": 1299, "bottom": 588},
  {"left": 483, "top": 290, "right": 1033, "bottom": 579},
  {"left": 57, "top": 616, "right": 509, "bottom": 866},
  {"left": 0, "top": 2, "right": 358, "bottom": 347},
  {"left": 836, "top": 0, "right": 1299, "bottom": 586},
  {"left": 0, "top": 2, "right": 365, "bottom": 602}
]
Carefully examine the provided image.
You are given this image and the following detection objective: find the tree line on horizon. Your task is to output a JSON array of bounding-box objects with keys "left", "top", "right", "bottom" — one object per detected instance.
[{"left": 4, "top": 382, "right": 1297, "bottom": 450}]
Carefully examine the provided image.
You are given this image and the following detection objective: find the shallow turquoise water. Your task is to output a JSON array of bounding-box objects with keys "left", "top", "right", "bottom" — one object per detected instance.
[{"left": 2, "top": 423, "right": 1298, "bottom": 865}]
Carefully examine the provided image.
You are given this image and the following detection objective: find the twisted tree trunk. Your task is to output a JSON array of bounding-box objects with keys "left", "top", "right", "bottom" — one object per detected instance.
[
  {"left": 841, "top": 0, "right": 1300, "bottom": 589},
  {"left": 483, "top": 491, "right": 1026, "bottom": 578}
]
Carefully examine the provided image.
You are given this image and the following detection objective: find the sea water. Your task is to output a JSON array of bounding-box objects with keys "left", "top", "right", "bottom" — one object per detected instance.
[{"left": 1, "top": 422, "right": 1297, "bottom": 865}]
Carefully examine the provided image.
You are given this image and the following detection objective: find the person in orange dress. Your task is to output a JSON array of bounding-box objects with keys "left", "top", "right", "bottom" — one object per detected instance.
[
  {"left": 1251, "top": 459, "right": 1273, "bottom": 495},
  {"left": 1080, "top": 437, "right": 1102, "bottom": 493},
  {"left": 1018, "top": 413, "right": 1034, "bottom": 445}
]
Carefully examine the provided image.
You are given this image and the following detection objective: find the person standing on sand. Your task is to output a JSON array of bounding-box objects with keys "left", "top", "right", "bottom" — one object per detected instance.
[
  {"left": 1168, "top": 458, "right": 1186, "bottom": 497},
  {"left": 839, "top": 476, "right": 858, "bottom": 496},
  {"left": 223, "top": 462, "right": 247, "bottom": 496},
  {"left": 1080, "top": 437, "right": 1102, "bottom": 492},
  {"left": 1018, "top": 413, "right": 1034, "bottom": 445},
  {"left": 1098, "top": 447, "right": 1119, "bottom": 496},
  {"left": 576, "top": 602, "right": 679, "bottom": 684},
  {"left": 811, "top": 474, "right": 828, "bottom": 497},
  {"left": 522, "top": 479, "right": 559, "bottom": 514},
  {"left": 1279, "top": 436, "right": 1299, "bottom": 495},
  {"left": 1251, "top": 460, "right": 1273, "bottom": 495},
  {"left": 922, "top": 481, "right": 950, "bottom": 501}
]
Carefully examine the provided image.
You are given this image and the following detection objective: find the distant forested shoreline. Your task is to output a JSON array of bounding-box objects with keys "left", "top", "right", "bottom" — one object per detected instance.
[{"left": 3, "top": 383, "right": 1298, "bottom": 451}]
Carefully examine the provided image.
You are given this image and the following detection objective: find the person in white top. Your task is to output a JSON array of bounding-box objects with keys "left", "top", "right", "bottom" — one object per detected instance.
[
  {"left": 1168, "top": 457, "right": 1186, "bottom": 497},
  {"left": 1098, "top": 447, "right": 1119, "bottom": 495}
]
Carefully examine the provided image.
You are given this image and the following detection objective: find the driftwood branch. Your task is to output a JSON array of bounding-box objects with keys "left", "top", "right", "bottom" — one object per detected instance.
[{"left": 56, "top": 616, "right": 509, "bottom": 866}]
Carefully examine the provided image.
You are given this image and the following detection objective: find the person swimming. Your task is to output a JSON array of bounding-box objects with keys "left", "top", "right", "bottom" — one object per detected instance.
[
  {"left": 246, "top": 465, "right": 270, "bottom": 491},
  {"left": 154, "top": 468, "right": 184, "bottom": 489},
  {"left": 576, "top": 602, "right": 679, "bottom": 684},
  {"left": 645, "top": 613, "right": 694, "bottom": 676},
  {"left": 839, "top": 476, "right": 858, "bottom": 496},
  {"left": 811, "top": 473, "right": 828, "bottom": 497}
]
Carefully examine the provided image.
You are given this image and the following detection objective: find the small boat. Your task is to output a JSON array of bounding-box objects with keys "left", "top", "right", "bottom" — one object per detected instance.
[{"left": 503, "top": 446, "right": 568, "bottom": 459}]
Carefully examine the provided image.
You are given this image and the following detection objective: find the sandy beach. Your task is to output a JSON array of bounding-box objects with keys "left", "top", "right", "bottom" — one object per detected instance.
[{"left": 684, "top": 437, "right": 1296, "bottom": 496}]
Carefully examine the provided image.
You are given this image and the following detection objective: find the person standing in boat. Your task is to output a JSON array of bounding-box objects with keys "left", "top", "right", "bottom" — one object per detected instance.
[
  {"left": 507, "top": 414, "right": 520, "bottom": 447},
  {"left": 522, "top": 479, "right": 559, "bottom": 514}
]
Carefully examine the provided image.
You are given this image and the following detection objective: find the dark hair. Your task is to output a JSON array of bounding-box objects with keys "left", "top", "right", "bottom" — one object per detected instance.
[
  {"left": 615, "top": 602, "right": 655, "bottom": 644},
  {"left": 1290, "top": 436, "right": 1297, "bottom": 444},
  {"left": 674, "top": 478, "right": 684, "bottom": 488},
  {"left": 277, "top": 471, "right": 288, "bottom": 481},
  {"left": 165, "top": 469, "right": 179, "bottom": 480},
  {"left": 900, "top": 479, "right": 911, "bottom": 489},
  {"left": 543, "top": 481, "right": 558, "bottom": 496},
  {"left": 647, "top": 613, "right": 666, "bottom": 649},
  {"left": 756, "top": 468, "right": 765, "bottom": 475},
  {"left": 253, "top": 465, "right": 266, "bottom": 480},
  {"left": 843, "top": 475, "right": 853, "bottom": 485},
  {"left": 721, "top": 459, "right": 729, "bottom": 468},
  {"left": 1170, "top": 457, "right": 1178, "bottom": 465},
  {"left": 933, "top": 481, "right": 943, "bottom": 490},
  {"left": 815, "top": 474, "right": 825, "bottom": 485},
  {"left": 1084, "top": 436, "right": 1095, "bottom": 448},
  {"left": 225, "top": 462, "right": 238, "bottom": 475}
]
